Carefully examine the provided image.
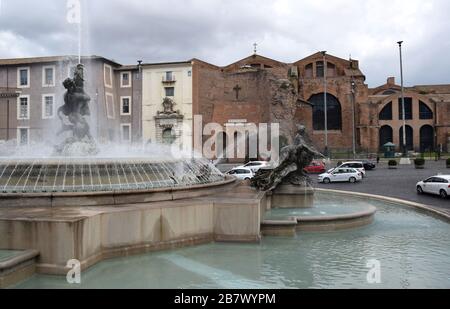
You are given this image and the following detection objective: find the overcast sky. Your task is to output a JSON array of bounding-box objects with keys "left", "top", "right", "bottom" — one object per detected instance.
[{"left": 0, "top": 0, "right": 449, "bottom": 87}]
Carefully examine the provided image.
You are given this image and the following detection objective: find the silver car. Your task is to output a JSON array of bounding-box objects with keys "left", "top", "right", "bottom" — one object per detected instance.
[{"left": 318, "top": 168, "right": 363, "bottom": 184}]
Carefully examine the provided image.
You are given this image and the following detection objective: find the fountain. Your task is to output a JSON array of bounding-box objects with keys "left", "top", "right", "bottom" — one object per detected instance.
[
  {"left": 0, "top": 58, "right": 263, "bottom": 287},
  {"left": 1, "top": 4, "right": 449, "bottom": 289},
  {"left": 0, "top": 65, "right": 226, "bottom": 195},
  {"left": 251, "top": 125, "right": 376, "bottom": 236},
  {"left": 0, "top": 63, "right": 448, "bottom": 293}
]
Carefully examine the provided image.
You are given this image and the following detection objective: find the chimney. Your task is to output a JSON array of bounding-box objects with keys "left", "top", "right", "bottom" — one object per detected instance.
[{"left": 387, "top": 77, "right": 395, "bottom": 86}]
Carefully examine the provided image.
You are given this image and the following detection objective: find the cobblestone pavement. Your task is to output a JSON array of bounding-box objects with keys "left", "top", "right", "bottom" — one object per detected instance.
[{"left": 218, "top": 161, "right": 450, "bottom": 213}]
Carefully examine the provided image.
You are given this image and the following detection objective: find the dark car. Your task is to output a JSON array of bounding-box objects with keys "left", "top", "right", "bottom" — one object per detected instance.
[{"left": 359, "top": 160, "right": 376, "bottom": 170}]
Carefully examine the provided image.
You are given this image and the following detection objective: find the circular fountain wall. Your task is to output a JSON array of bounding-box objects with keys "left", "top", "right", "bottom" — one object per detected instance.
[
  {"left": 0, "top": 155, "right": 235, "bottom": 208},
  {"left": 0, "top": 157, "right": 225, "bottom": 193}
]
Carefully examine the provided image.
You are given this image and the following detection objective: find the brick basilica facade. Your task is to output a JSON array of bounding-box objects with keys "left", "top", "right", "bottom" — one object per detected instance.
[{"left": 191, "top": 52, "right": 450, "bottom": 158}]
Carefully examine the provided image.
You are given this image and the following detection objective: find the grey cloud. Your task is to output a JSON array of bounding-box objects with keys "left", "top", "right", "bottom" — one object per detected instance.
[{"left": 0, "top": 0, "right": 449, "bottom": 87}]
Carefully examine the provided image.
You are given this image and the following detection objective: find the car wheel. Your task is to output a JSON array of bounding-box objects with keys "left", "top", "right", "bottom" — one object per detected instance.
[
  {"left": 440, "top": 190, "right": 448, "bottom": 199},
  {"left": 417, "top": 186, "right": 424, "bottom": 195},
  {"left": 244, "top": 178, "right": 251, "bottom": 181},
  {"left": 323, "top": 178, "right": 331, "bottom": 184},
  {"left": 349, "top": 177, "right": 357, "bottom": 184}
]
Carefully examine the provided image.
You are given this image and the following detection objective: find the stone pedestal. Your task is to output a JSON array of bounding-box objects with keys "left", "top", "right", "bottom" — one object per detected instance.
[{"left": 271, "top": 184, "right": 314, "bottom": 209}]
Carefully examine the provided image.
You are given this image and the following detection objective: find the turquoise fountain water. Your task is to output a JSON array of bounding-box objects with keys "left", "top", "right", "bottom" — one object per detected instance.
[
  {"left": 12, "top": 193, "right": 450, "bottom": 289},
  {"left": 0, "top": 250, "right": 22, "bottom": 261},
  {"left": 265, "top": 194, "right": 375, "bottom": 219}
]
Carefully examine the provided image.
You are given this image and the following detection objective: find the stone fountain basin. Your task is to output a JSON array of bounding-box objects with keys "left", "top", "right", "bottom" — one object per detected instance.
[
  {"left": 262, "top": 205, "right": 377, "bottom": 236},
  {"left": 0, "top": 176, "right": 237, "bottom": 208}
]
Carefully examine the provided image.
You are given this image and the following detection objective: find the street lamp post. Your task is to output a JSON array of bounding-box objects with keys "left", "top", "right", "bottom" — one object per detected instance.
[
  {"left": 351, "top": 78, "right": 357, "bottom": 159},
  {"left": 398, "top": 41, "right": 407, "bottom": 157},
  {"left": 321, "top": 51, "right": 328, "bottom": 157}
]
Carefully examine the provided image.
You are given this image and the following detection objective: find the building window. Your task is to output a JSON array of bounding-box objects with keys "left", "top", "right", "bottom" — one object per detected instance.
[
  {"left": 165, "top": 71, "right": 173, "bottom": 82},
  {"left": 400, "top": 125, "right": 414, "bottom": 150},
  {"left": 105, "top": 93, "right": 115, "bottom": 119},
  {"left": 42, "top": 66, "right": 55, "bottom": 87},
  {"left": 42, "top": 94, "right": 55, "bottom": 119},
  {"left": 17, "top": 127, "right": 29, "bottom": 146},
  {"left": 316, "top": 61, "right": 324, "bottom": 78},
  {"left": 379, "top": 102, "right": 393, "bottom": 120},
  {"left": 398, "top": 97, "right": 413, "bottom": 120},
  {"left": 121, "top": 124, "right": 131, "bottom": 142},
  {"left": 379, "top": 125, "right": 393, "bottom": 150},
  {"left": 104, "top": 64, "right": 113, "bottom": 88},
  {"left": 162, "top": 128, "right": 176, "bottom": 144},
  {"left": 188, "top": 70, "right": 192, "bottom": 77},
  {"left": 17, "top": 67, "right": 30, "bottom": 88},
  {"left": 17, "top": 95, "right": 30, "bottom": 120},
  {"left": 420, "top": 125, "right": 434, "bottom": 152},
  {"left": 382, "top": 90, "right": 397, "bottom": 95},
  {"left": 165, "top": 87, "right": 175, "bottom": 97},
  {"left": 120, "top": 72, "right": 131, "bottom": 88},
  {"left": 327, "top": 63, "right": 336, "bottom": 77},
  {"left": 305, "top": 63, "right": 313, "bottom": 78},
  {"left": 419, "top": 101, "right": 433, "bottom": 120},
  {"left": 120, "top": 96, "right": 132, "bottom": 115},
  {"left": 309, "top": 93, "right": 342, "bottom": 131}
]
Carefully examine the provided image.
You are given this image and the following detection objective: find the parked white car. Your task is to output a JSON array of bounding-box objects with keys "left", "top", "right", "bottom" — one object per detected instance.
[
  {"left": 416, "top": 175, "right": 450, "bottom": 199},
  {"left": 236, "top": 161, "right": 271, "bottom": 173},
  {"left": 226, "top": 167, "right": 254, "bottom": 180},
  {"left": 318, "top": 168, "right": 363, "bottom": 184},
  {"left": 335, "top": 161, "right": 366, "bottom": 178}
]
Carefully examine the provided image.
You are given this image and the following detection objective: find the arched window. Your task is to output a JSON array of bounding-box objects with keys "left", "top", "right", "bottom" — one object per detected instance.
[
  {"left": 309, "top": 93, "right": 342, "bottom": 131},
  {"left": 420, "top": 125, "right": 434, "bottom": 152},
  {"left": 398, "top": 97, "right": 413, "bottom": 120},
  {"left": 305, "top": 63, "right": 313, "bottom": 78},
  {"left": 379, "top": 102, "right": 393, "bottom": 120},
  {"left": 419, "top": 101, "right": 433, "bottom": 120},
  {"left": 162, "top": 128, "right": 176, "bottom": 144},
  {"left": 382, "top": 90, "right": 397, "bottom": 95},
  {"left": 379, "top": 125, "right": 393, "bottom": 150},
  {"left": 399, "top": 125, "right": 414, "bottom": 151}
]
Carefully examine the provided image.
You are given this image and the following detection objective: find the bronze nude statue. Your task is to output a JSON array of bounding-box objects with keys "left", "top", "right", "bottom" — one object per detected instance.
[
  {"left": 251, "top": 125, "right": 323, "bottom": 191},
  {"left": 54, "top": 64, "right": 98, "bottom": 156}
]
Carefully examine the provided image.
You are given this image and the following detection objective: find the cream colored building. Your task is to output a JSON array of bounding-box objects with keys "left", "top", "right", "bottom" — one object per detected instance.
[{"left": 141, "top": 61, "right": 193, "bottom": 150}]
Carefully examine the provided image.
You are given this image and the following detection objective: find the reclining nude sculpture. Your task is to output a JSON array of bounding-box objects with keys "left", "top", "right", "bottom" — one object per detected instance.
[
  {"left": 54, "top": 64, "right": 99, "bottom": 156},
  {"left": 251, "top": 125, "right": 323, "bottom": 192}
]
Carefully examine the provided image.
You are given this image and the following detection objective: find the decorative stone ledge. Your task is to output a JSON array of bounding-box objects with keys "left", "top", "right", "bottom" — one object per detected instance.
[
  {"left": 0, "top": 250, "right": 39, "bottom": 288},
  {"left": 261, "top": 219, "right": 298, "bottom": 237},
  {"left": 296, "top": 206, "right": 377, "bottom": 232}
]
